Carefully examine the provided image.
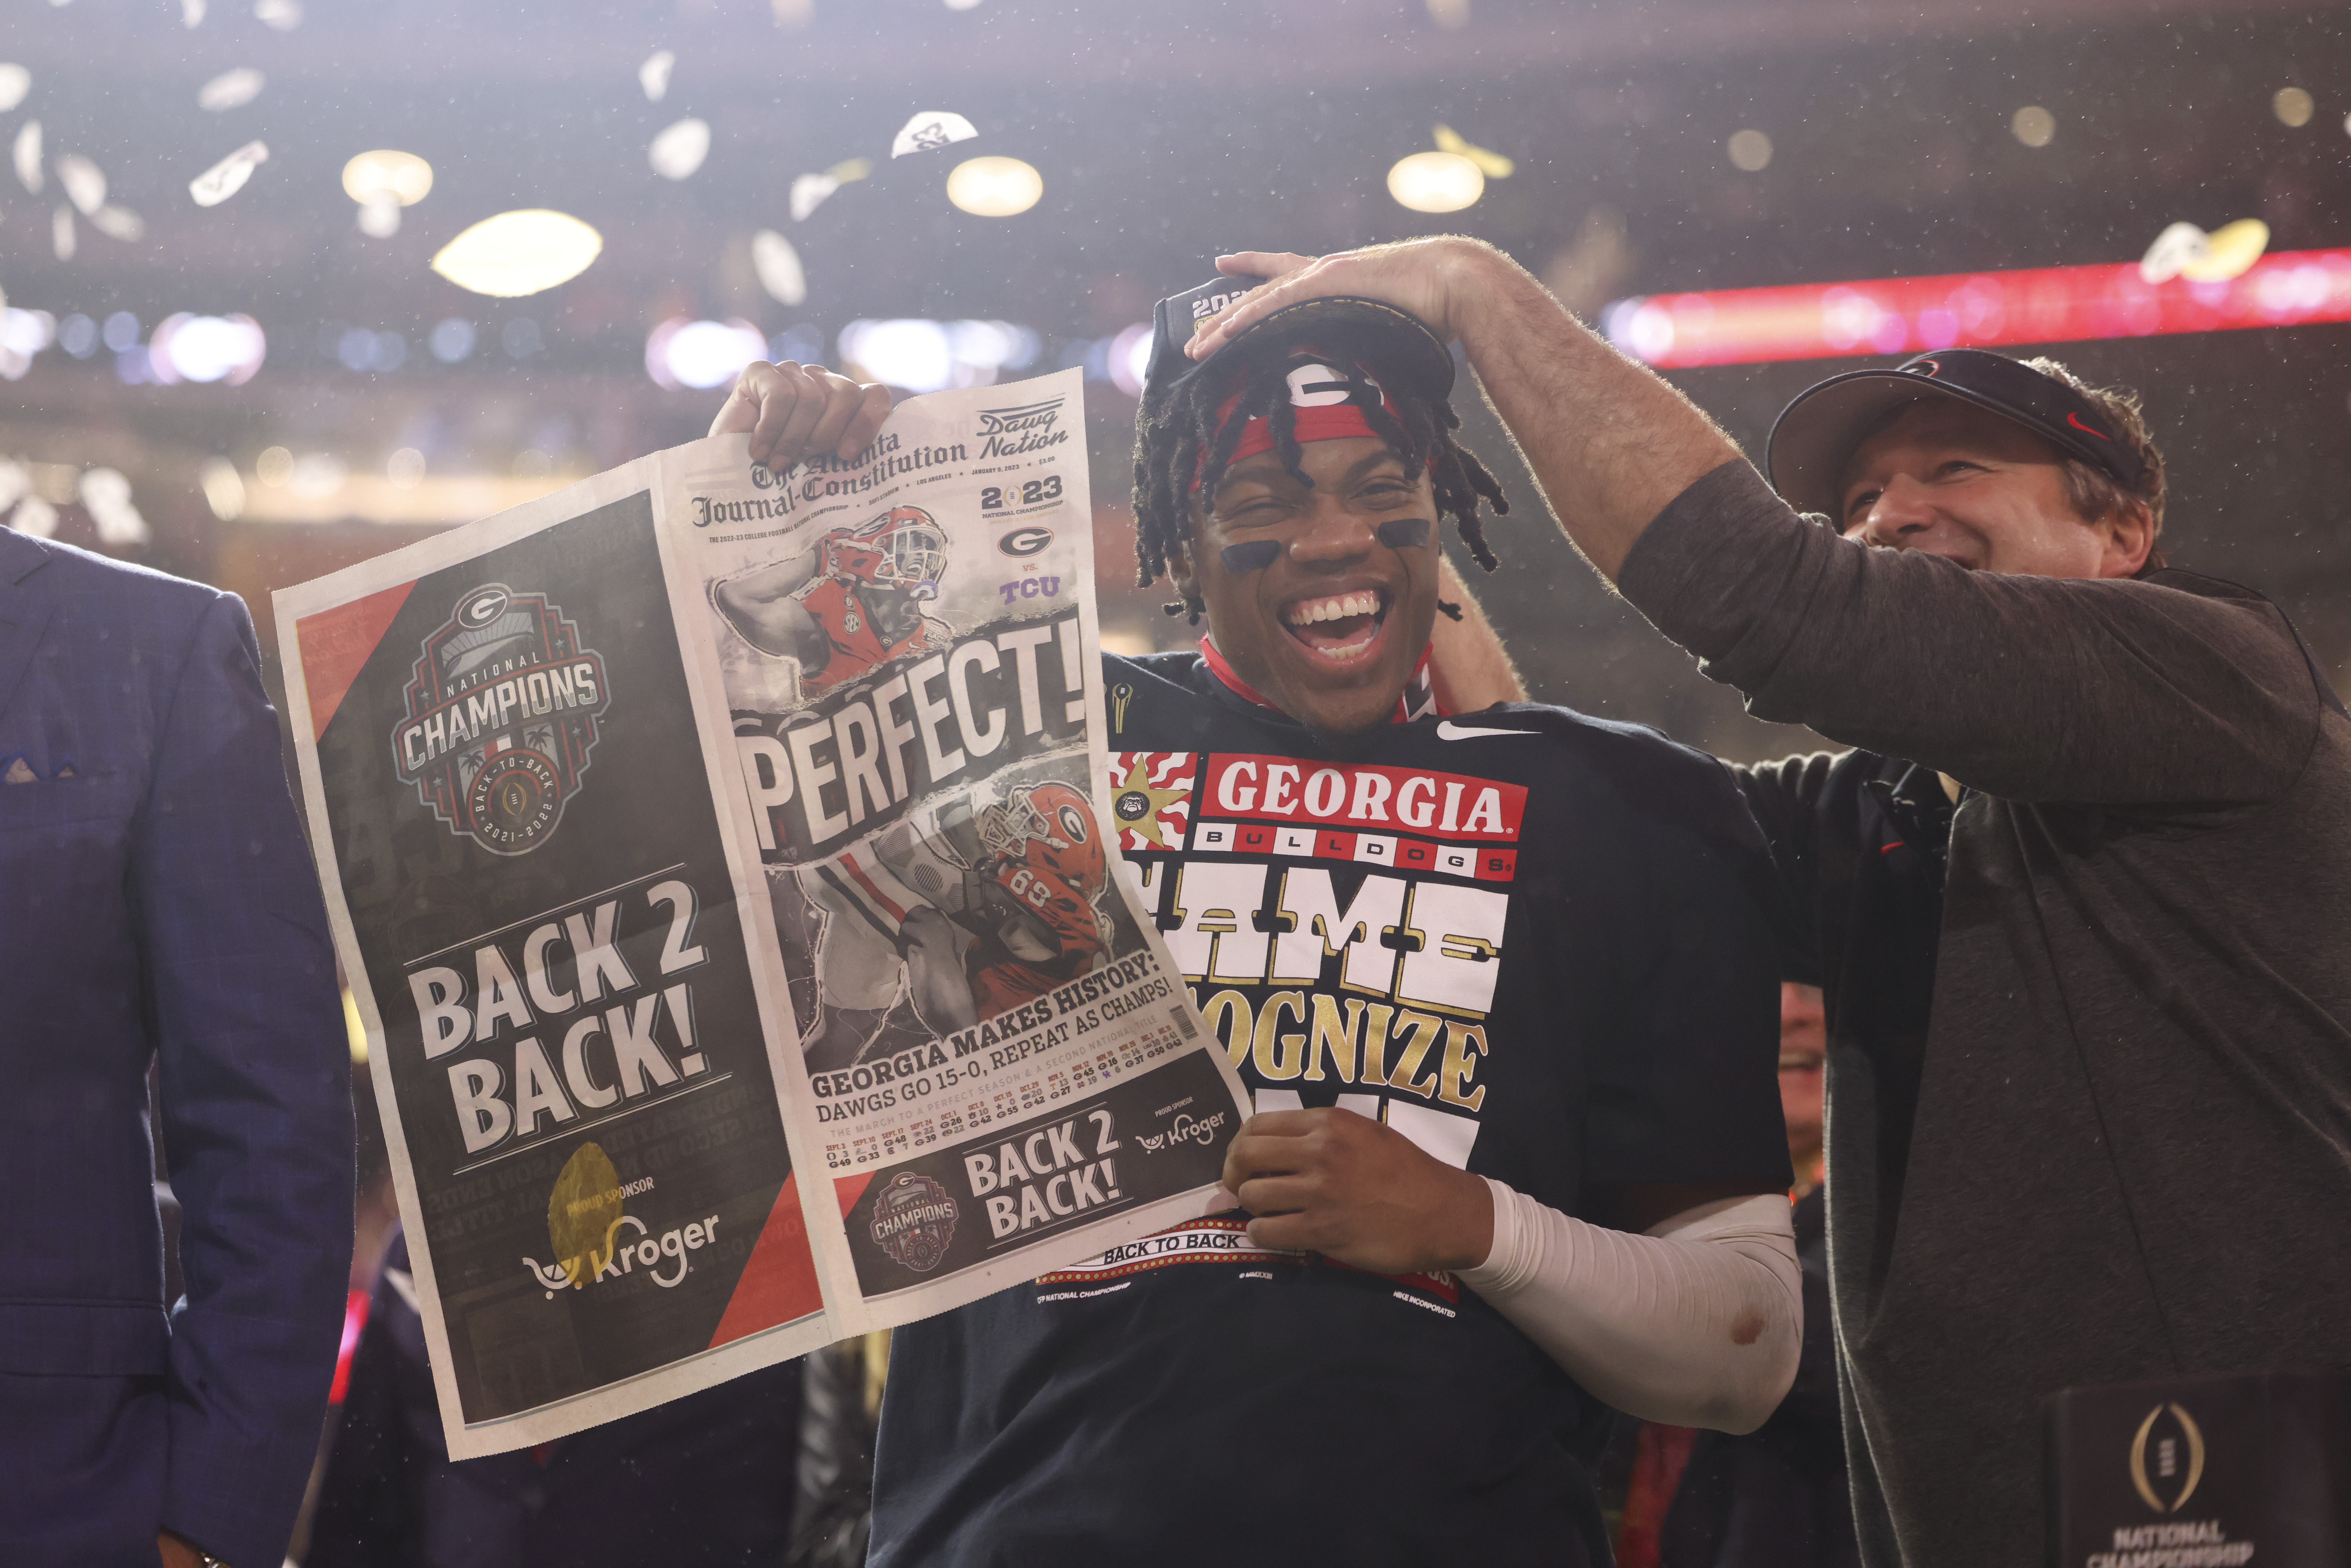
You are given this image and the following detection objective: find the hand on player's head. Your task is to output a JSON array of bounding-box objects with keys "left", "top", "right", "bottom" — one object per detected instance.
[
  {"left": 709, "top": 360, "right": 894, "bottom": 470},
  {"left": 1185, "top": 239, "right": 1489, "bottom": 362}
]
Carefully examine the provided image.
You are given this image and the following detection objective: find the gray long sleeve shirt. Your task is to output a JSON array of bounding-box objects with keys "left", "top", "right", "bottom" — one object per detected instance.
[{"left": 1618, "top": 459, "right": 2351, "bottom": 1568}]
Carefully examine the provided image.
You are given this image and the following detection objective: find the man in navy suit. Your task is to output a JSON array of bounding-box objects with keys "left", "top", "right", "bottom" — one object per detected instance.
[{"left": 0, "top": 528, "right": 354, "bottom": 1568}]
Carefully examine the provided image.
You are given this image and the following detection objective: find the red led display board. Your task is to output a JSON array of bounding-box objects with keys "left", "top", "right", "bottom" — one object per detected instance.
[{"left": 1601, "top": 249, "right": 2351, "bottom": 368}]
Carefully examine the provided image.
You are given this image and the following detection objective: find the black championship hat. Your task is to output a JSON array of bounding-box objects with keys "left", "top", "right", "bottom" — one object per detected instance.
[
  {"left": 1767, "top": 347, "right": 2148, "bottom": 518},
  {"left": 1138, "top": 272, "right": 1456, "bottom": 409}
]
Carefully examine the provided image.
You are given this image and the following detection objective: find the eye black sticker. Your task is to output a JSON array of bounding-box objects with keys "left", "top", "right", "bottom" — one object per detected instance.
[
  {"left": 1218, "top": 539, "right": 1281, "bottom": 574},
  {"left": 1375, "top": 516, "right": 1432, "bottom": 550}
]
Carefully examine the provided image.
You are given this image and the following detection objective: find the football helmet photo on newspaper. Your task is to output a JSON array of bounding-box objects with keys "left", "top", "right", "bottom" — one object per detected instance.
[{"left": 792, "top": 780, "right": 1117, "bottom": 1071}]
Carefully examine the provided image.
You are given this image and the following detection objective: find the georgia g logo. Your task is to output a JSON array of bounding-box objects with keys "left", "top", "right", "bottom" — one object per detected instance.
[{"left": 391, "top": 583, "right": 612, "bottom": 856}]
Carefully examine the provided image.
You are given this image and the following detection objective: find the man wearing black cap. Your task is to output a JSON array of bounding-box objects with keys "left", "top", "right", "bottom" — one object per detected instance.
[
  {"left": 1193, "top": 241, "right": 2351, "bottom": 1568},
  {"left": 719, "top": 283, "right": 1807, "bottom": 1565}
]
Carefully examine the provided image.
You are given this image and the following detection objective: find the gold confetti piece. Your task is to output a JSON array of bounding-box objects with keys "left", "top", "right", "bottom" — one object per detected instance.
[
  {"left": 197, "top": 67, "right": 263, "bottom": 111},
  {"left": 649, "top": 117, "right": 710, "bottom": 180},
  {"left": 0, "top": 65, "right": 29, "bottom": 113},
  {"left": 826, "top": 156, "right": 873, "bottom": 183},
  {"left": 2184, "top": 218, "right": 2268, "bottom": 283},
  {"left": 547, "top": 1142, "right": 625, "bottom": 1287},
  {"left": 753, "top": 228, "right": 806, "bottom": 305},
  {"left": 431, "top": 209, "right": 603, "bottom": 297},
  {"left": 2139, "top": 218, "right": 2270, "bottom": 285},
  {"left": 1433, "top": 123, "right": 1514, "bottom": 179},
  {"left": 892, "top": 110, "right": 977, "bottom": 158},
  {"left": 639, "top": 49, "right": 673, "bottom": 103},
  {"left": 190, "top": 140, "right": 268, "bottom": 206},
  {"left": 55, "top": 154, "right": 103, "bottom": 216},
  {"left": 14, "top": 122, "right": 40, "bottom": 193}
]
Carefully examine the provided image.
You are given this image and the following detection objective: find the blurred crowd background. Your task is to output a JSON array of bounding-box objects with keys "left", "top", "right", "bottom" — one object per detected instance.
[{"left": 6, "top": 1, "right": 2345, "bottom": 1561}]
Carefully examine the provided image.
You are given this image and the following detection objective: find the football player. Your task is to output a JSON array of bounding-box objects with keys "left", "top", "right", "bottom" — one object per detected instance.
[
  {"left": 713, "top": 505, "right": 954, "bottom": 697},
  {"left": 794, "top": 782, "right": 1113, "bottom": 1071}
]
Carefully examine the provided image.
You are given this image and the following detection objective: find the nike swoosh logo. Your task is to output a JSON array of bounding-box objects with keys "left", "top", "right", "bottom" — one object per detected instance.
[
  {"left": 1436, "top": 720, "right": 1532, "bottom": 741},
  {"left": 2065, "top": 411, "right": 2111, "bottom": 441}
]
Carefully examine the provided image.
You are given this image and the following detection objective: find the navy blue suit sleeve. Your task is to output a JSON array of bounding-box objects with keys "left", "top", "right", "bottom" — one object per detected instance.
[{"left": 134, "top": 592, "right": 355, "bottom": 1568}]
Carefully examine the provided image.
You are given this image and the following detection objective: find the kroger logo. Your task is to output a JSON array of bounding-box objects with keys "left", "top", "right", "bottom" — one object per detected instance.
[{"left": 523, "top": 1211, "right": 721, "bottom": 1297}]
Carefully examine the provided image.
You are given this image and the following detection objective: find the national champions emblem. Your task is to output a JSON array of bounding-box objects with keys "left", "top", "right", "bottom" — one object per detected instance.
[
  {"left": 391, "top": 583, "right": 611, "bottom": 857},
  {"left": 869, "top": 1171, "right": 959, "bottom": 1273}
]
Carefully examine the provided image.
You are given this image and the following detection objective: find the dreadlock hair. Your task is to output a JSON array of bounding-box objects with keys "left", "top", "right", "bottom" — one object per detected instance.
[{"left": 1131, "top": 336, "right": 1510, "bottom": 625}]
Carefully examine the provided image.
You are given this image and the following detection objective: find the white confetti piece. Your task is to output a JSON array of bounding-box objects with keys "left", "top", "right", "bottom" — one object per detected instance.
[
  {"left": 752, "top": 228, "right": 806, "bottom": 305},
  {"left": 649, "top": 117, "right": 709, "bottom": 180},
  {"left": 90, "top": 205, "right": 143, "bottom": 241},
  {"left": 197, "top": 67, "right": 264, "bottom": 111},
  {"left": 10, "top": 495, "right": 57, "bottom": 539},
  {"left": 253, "top": 0, "right": 301, "bottom": 29},
  {"left": 639, "top": 49, "right": 674, "bottom": 103},
  {"left": 182, "top": 0, "right": 205, "bottom": 23},
  {"left": 51, "top": 205, "right": 71, "bottom": 260},
  {"left": 14, "top": 122, "right": 41, "bottom": 193},
  {"left": 189, "top": 140, "right": 268, "bottom": 206},
  {"left": 891, "top": 110, "right": 977, "bottom": 158},
  {"left": 55, "top": 154, "right": 103, "bottom": 216},
  {"left": 80, "top": 469, "right": 149, "bottom": 547},
  {"left": 2138, "top": 222, "right": 2206, "bottom": 284},
  {"left": 0, "top": 65, "right": 29, "bottom": 113},
  {"left": 789, "top": 171, "right": 837, "bottom": 221},
  {"left": 431, "top": 209, "right": 603, "bottom": 297}
]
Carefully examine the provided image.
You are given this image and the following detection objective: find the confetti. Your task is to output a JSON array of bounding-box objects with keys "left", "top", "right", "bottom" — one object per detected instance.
[
  {"left": 51, "top": 206, "right": 71, "bottom": 260},
  {"left": 14, "top": 122, "right": 40, "bottom": 193},
  {"left": 1433, "top": 124, "right": 1513, "bottom": 178},
  {"left": 891, "top": 111, "right": 977, "bottom": 158},
  {"left": 2138, "top": 218, "right": 2270, "bottom": 285},
  {"left": 431, "top": 209, "right": 603, "bottom": 297},
  {"left": 2187, "top": 219, "right": 2269, "bottom": 283},
  {"left": 253, "top": 0, "right": 301, "bottom": 29},
  {"left": 90, "top": 205, "right": 143, "bottom": 241},
  {"left": 55, "top": 154, "right": 103, "bottom": 216},
  {"left": 182, "top": 0, "right": 204, "bottom": 23},
  {"left": 189, "top": 140, "right": 268, "bottom": 206},
  {"left": 0, "top": 65, "right": 29, "bottom": 113},
  {"left": 789, "top": 158, "right": 870, "bottom": 221},
  {"left": 790, "top": 172, "right": 837, "bottom": 221},
  {"left": 197, "top": 67, "right": 264, "bottom": 111},
  {"left": 80, "top": 469, "right": 149, "bottom": 547},
  {"left": 752, "top": 229, "right": 806, "bottom": 305},
  {"left": 639, "top": 49, "right": 674, "bottom": 103},
  {"left": 649, "top": 117, "right": 709, "bottom": 180},
  {"left": 11, "top": 495, "right": 57, "bottom": 539}
]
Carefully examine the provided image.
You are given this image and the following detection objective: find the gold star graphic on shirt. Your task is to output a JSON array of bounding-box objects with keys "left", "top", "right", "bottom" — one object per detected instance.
[{"left": 1111, "top": 758, "right": 1190, "bottom": 849}]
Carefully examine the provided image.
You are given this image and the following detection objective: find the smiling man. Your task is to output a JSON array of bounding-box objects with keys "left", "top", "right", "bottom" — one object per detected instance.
[
  {"left": 1191, "top": 243, "right": 2351, "bottom": 1568},
  {"left": 817, "top": 275, "right": 1802, "bottom": 1568}
]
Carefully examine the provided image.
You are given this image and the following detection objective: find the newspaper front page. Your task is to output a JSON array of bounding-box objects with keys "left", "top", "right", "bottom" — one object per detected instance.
[{"left": 277, "top": 370, "right": 1247, "bottom": 1456}]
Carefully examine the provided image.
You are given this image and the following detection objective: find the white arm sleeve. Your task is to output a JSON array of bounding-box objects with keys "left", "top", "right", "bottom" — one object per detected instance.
[{"left": 1457, "top": 1181, "right": 1801, "bottom": 1434}]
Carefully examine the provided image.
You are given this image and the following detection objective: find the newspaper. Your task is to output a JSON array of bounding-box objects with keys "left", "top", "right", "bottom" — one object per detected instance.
[{"left": 277, "top": 369, "right": 1247, "bottom": 1457}]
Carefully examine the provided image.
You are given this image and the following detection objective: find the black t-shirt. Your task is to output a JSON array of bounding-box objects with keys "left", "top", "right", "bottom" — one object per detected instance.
[{"left": 869, "top": 651, "right": 1790, "bottom": 1568}]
